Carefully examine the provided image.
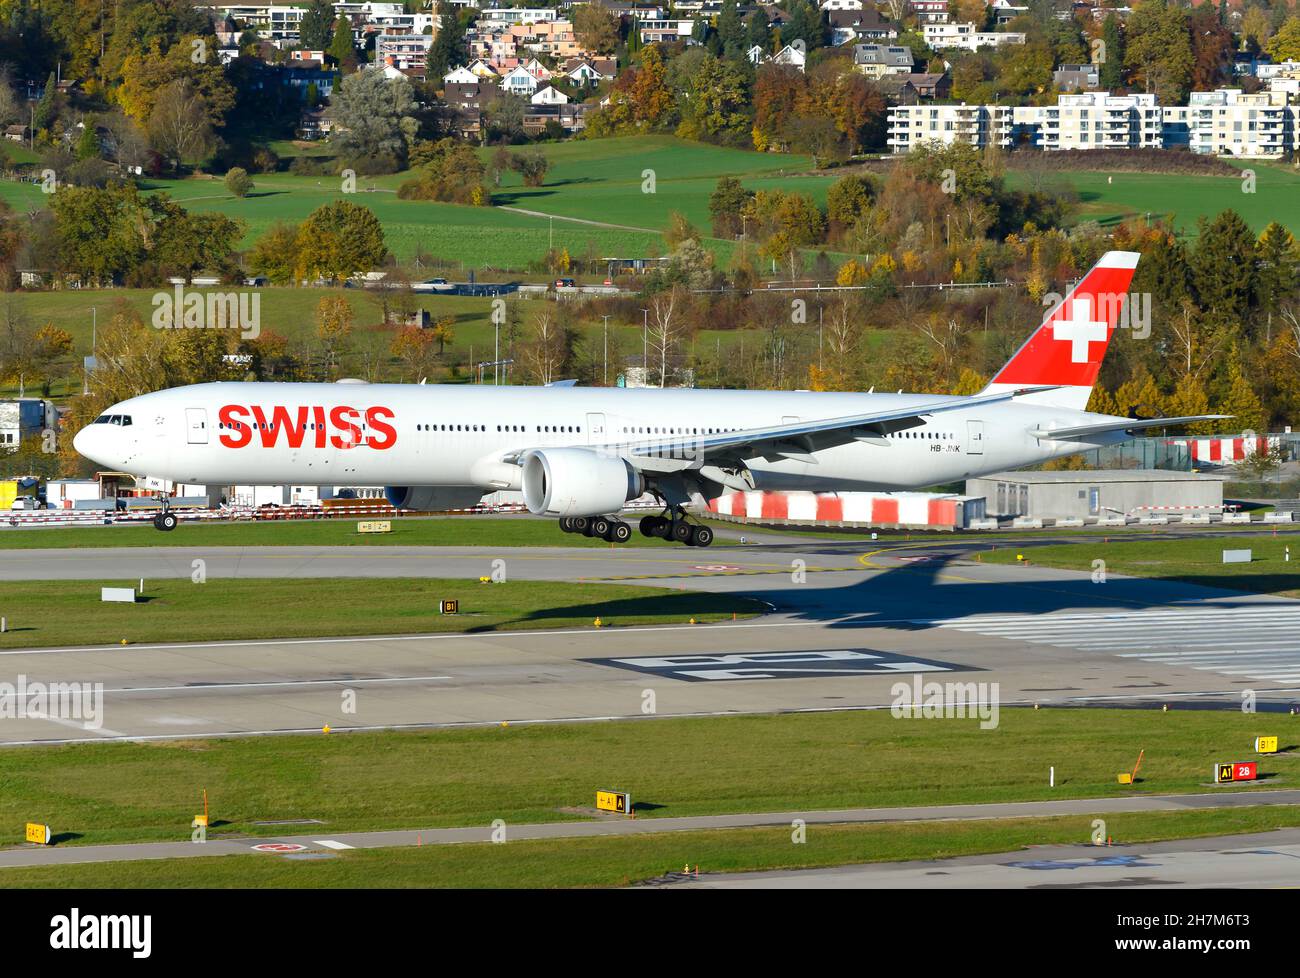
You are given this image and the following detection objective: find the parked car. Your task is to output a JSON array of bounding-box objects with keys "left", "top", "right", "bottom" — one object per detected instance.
[{"left": 10, "top": 496, "right": 42, "bottom": 510}]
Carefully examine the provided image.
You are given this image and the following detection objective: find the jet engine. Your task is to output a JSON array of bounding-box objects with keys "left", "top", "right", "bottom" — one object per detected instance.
[{"left": 520, "top": 448, "right": 643, "bottom": 517}]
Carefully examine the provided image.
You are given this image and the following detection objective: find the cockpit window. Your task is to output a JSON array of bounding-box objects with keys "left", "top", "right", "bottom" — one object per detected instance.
[{"left": 93, "top": 414, "right": 132, "bottom": 426}]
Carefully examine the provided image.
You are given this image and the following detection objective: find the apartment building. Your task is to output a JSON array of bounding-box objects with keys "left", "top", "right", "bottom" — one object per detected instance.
[
  {"left": 922, "top": 22, "right": 1025, "bottom": 51},
  {"left": 887, "top": 103, "right": 1013, "bottom": 151},
  {"left": 375, "top": 32, "right": 432, "bottom": 70},
  {"left": 1187, "top": 89, "right": 1294, "bottom": 159},
  {"left": 1014, "top": 92, "right": 1162, "bottom": 150}
]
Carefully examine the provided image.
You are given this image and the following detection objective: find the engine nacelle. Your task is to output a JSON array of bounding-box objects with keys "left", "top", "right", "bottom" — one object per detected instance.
[
  {"left": 521, "top": 448, "right": 643, "bottom": 517},
  {"left": 383, "top": 486, "right": 487, "bottom": 511}
]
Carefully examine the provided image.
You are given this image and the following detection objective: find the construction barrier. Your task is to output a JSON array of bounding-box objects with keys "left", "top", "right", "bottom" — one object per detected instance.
[
  {"left": 707, "top": 491, "right": 981, "bottom": 530},
  {"left": 1181, "top": 435, "right": 1280, "bottom": 464}
]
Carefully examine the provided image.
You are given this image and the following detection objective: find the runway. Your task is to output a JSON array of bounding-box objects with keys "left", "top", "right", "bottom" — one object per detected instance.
[
  {"left": 666, "top": 828, "right": 1300, "bottom": 889},
  {"left": 4, "top": 538, "right": 1300, "bottom": 743}
]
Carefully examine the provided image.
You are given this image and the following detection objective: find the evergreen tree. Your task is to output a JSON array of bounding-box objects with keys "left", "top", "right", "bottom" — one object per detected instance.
[
  {"left": 299, "top": 0, "right": 335, "bottom": 50},
  {"left": 75, "top": 123, "right": 99, "bottom": 160},
  {"left": 1098, "top": 14, "right": 1124, "bottom": 90},
  {"left": 328, "top": 15, "right": 356, "bottom": 68},
  {"left": 1255, "top": 221, "right": 1298, "bottom": 316},
  {"left": 717, "top": 0, "right": 745, "bottom": 59},
  {"left": 33, "top": 72, "right": 57, "bottom": 131},
  {"left": 1190, "top": 210, "right": 1258, "bottom": 327},
  {"left": 428, "top": 1, "right": 466, "bottom": 79}
]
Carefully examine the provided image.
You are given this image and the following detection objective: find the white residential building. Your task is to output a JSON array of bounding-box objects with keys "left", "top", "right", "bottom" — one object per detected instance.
[
  {"left": 1014, "top": 92, "right": 1163, "bottom": 150},
  {"left": 375, "top": 32, "right": 432, "bottom": 70},
  {"left": 887, "top": 103, "right": 1012, "bottom": 152},
  {"left": 1186, "top": 88, "right": 1294, "bottom": 159},
  {"left": 500, "top": 64, "right": 539, "bottom": 95},
  {"left": 476, "top": 7, "right": 558, "bottom": 24},
  {"left": 922, "top": 22, "right": 1025, "bottom": 51}
]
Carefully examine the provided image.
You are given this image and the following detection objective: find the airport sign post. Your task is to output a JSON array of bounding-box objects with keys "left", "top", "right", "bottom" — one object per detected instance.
[
  {"left": 25, "top": 822, "right": 51, "bottom": 845},
  {"left": 1256, "top": 736, "right": 1279, "bottom": 754},
  {"left": 357, "top": 521, "right": 392, "bottom": 534},
  {"left": 596, "top": 790, "right": 631, "bottom": 815},
  {"left": 1215, "top": 761, "right": 1258, "bottom": 783},
  {"left": 439, "top": 599, "right": 459, "bottom": 615}
]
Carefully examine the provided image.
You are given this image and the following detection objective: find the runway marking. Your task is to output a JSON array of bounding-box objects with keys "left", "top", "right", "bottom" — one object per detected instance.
[
  {"left": 588, "top": 648, "right": 970, "bottom": 682},
  {"left": 926, "top": 606, "right": 1300, "bottom": 686},
  {"left": 0, "top": 617, "right": 883, "bottom": 656},
  {"left": 96, "top": 675, "right": 454, "bottom": 694},
  {"left": 313, "top": 840, "right": 354, "bottom": 850}
]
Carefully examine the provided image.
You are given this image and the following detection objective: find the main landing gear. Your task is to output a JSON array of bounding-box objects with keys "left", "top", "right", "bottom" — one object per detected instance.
[
  {"left": 559, "top": 515, "right": 633, "bottom": 543},
  {"left": 638, "top": 512, "right": 714, "bottom": 548},
  {"left": 558, "top": 512, "right": 714, "bottom": 547}
]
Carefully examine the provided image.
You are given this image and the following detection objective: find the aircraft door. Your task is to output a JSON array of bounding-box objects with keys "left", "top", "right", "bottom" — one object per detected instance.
[
  {"left": 966, "top": 420, "right": 984, "bottom": 455},
  {"left": 185, "top": 408, "right": 209, "bottom": 445}
]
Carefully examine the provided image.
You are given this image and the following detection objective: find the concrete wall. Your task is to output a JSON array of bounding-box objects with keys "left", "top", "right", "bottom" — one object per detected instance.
[{"left": 967, "top": 471, "right": 1224, "bottom": 519}]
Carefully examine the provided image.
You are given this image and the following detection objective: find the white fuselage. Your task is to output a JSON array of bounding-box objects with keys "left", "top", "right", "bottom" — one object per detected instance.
[{"left": 73, "top": 381, "right": 1117, "bottom": 495}]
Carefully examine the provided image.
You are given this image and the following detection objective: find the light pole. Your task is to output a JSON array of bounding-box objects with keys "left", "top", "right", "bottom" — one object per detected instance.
[
  {"left": 640, "top": 308, "right": 648, "bottom": 375},
  {"left": 601, "top": 314, "right": 609, "bottom": 386}
]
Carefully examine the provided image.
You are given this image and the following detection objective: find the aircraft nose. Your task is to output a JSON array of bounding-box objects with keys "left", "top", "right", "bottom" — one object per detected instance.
[{"left": 73, "top": 422, "right": 108, "bottom": 467}]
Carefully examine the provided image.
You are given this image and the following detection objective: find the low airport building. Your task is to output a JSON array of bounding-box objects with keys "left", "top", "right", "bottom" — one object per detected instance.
[{"left": 965, "top": 469, "right": 1227, "bottom": 522}]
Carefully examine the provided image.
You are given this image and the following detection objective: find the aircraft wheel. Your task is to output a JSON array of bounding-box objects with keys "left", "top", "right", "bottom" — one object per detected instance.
[
  {"left": 688, "top": 524, "right": 713, "bottom": 548},
  {"left": 671, "top": 520, "right": 692, "bottom": 544},
  {"left": 571, "top": 516, "right": 591, "bottom": 535},
  {"left": 608, "top": 520, "right": 632, "bottom": 543},
  {"left": 590, "top": 517, "right": 611, "bottom": 538},
  {"left": 639, "top": 516, "right": 660, "bottom": 537},
  {"left": 559, "top": 517, "right": 573, "bottom": 533},
  {"left": 157, "top": 511, "right": 178, "bottom": 532}
]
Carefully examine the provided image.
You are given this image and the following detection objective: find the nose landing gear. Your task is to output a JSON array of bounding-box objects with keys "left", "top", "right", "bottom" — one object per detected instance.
[{"left": 151, "top": 496, "right": 179, "bottom": 532}]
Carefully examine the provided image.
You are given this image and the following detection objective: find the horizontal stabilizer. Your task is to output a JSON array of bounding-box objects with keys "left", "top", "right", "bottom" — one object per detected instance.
[{"left": 1029, "top": 415, "right": 1230, "bottom": 441}]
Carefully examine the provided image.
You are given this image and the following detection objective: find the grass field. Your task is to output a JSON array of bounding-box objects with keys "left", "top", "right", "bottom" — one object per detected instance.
[
  {"left": 0, "top": 515, "right": 697, "bottom": 550},
  {"left": 0, "top": 136, "right": 834, "bottom": 269},
  {"left": 0, "top": 577, "right": 761, "bottom": 649},
  {"left": 0, "top": 708, "right": 1290, "bottom": 847},
  {"left": 4, "top": 807, "right": 1297, "bottom": 887},
  {"left": 980, "top": 534, "right": 1300, "bottom": 598},
  {"left": 1006, "top": 161, "right": 1300, "bottom": 235}
]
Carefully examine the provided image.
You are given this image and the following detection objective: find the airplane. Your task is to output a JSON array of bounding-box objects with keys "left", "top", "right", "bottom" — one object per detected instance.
[{"left": 74, "top": 250, "right": 1224, "bottom": 545}]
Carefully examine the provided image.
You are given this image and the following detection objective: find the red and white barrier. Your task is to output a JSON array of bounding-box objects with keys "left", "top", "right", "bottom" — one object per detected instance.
[
  {"left": 708, "top": 491, "right": 979, "bottom": 530},
  {"left": 1181, "top": 435, "right": 1280, "bottom": 463}
]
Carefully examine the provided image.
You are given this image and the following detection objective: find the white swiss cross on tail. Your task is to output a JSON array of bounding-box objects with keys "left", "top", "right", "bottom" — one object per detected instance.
[
  {"left": 1053, "top": 297, "right": 1109, "bottom": 364},
  {"left": 982, "top": 250, "right": 1140, "bottom": 412}
]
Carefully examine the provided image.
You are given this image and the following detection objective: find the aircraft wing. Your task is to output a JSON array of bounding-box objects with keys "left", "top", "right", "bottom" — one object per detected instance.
[
  {"left": 615, "top": 385, "right": 1062, "bottom": 471},
  {"left": 1028, "top": 415, "right": 1230, "bottom": 441}
]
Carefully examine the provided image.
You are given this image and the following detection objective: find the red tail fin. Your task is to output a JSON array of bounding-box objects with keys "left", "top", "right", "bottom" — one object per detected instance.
[{"left": 984, "top": 251, "right": 1139, "bottom": 410}]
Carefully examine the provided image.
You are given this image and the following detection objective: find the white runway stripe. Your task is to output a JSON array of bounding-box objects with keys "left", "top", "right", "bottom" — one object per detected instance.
[{"left": 923, "top": 605, "right": 1300, "bottom": 686}]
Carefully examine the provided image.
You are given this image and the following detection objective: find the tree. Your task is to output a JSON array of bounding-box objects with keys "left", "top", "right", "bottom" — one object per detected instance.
[
  {"left": 1190, "top": 209, "right": 1258, "bottom": 327},
  {"left": 428, "top": 1, "right": 466, "bottom": 79},
  {"left": 299, "top": 0, "right": 335, "bottom": 49},
  {"left": 225, "top": 167, "right": 253, "bottom": 198},
  {"left": 33, "top": 71, "right": 58, "bottom": 131},
  {"left": 675, "top": 53, "right": 750, "bottom": 146},
  {"left": 397, "top": 138, "right": 488, "bottom": 204},
  {"left": 391, "top": 324, "right": 436, "bottom": 380},
  {"left": 329, "top": 70, "right": 419, "bottom": 173},
  {"left": 1124, "top": 0, "right": 1193, "bottom": 102},
  {"left": 148, "top": 79, "right": 216, "bottom": 171},
  {"left": 825, "top": 174, "right": 873, "bottom": 230},
  {"left": 1215, "top": 350, "right": 1267, "bottom": 433},
  {"left": 716, "top": 0, "right": 745, "bottom": 59},
  {"left": 1256, "top": 221, "right": 1299, "bottom": 317},
  {"left": 708, "top": 176, "right": 753, "bottom": 238},
  {"left": 1267, "top": 16, "right": 1300, "bottom": 62},
  {"left": 1189, "top": 2, "right": 1233, "bottom": 91},
  {"left": 315, "top": 295, "right": 354, "bottom": 378},
  {"left": 74, "top": 123, "right": 100, "bottom": 161},
  {"left": 572, "top": 4, "right": 619, "bottom": 54},
  {"left": 1098, "top": 14, "right": 1124, "bottom": 90},
  {"left": 328, "top": 15, "right": 356, "bottom": 69},
  {"left": 509, "top": 149, "right": 550, "bottom": 187},
  {"left": 630, "top": 46, "right": 673, "bottom": 128},
  {"left": 248, "top": 221, "right": 302, "bottom": 285},
  {"left": 297, "top": 201, "right": 389, "bottom": 283}
]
